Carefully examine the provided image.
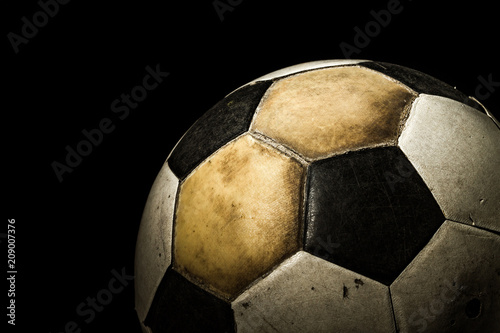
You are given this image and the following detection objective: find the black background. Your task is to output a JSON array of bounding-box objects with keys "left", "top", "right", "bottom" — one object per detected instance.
[{"left": 4, "top": 0, "right": 499, "bottom": 332}]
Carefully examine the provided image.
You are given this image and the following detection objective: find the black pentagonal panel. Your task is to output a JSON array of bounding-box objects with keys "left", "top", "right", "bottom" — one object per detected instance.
[
  {"left": 360, "top": 61, "right": 484, "bottom": 113},
  {"left": 168, "top": 81, "right": 272, "bottom": 180},
  {"left": 144, "top": 267, "right": 235, "bottom": 333},
  {"left": 304, "top": 146, "right": 444, "bottom": 285}
]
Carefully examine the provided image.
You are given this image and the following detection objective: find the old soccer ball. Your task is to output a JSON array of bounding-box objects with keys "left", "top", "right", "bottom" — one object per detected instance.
[{"left": 135, "top": 60, "right": 500, "bottom": 332}]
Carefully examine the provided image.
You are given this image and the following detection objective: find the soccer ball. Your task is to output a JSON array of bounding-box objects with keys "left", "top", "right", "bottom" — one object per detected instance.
[{"left": 135, "top": 60, "right": 500, "bottom": 332}]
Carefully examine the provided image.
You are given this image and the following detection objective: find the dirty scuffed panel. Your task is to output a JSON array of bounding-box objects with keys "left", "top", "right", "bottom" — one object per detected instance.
[
  {"left": 251, "top": 66, "right": 416, "bottom": 160},
  {"left": 174, "top": 134, "right": 305, "bottom": 300},
  {"left": 232, "top": 251, "right": 395, "bottom": 332}
]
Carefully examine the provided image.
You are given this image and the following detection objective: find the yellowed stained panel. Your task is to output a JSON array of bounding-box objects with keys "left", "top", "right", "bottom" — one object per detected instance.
[
  {"left": 251, "top": 66, "right": 416, "bottom": 160},
  {"left": 174, "top": 134, "right": 304, "bottom": 300}
]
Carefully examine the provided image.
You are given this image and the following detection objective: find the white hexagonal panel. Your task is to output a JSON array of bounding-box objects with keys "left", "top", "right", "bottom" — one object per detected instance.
[
  {"left": 391, "top": 220, "right": 500, "bottom": 332},
  {"left": 399, "top": 94, "right": 500, "bottom": 233},
  {"left": 134, "top": 162, "right": 179, "bottom": 323},
  {"left": 232, "top": 251, "right": 395, "bottom": 332}
]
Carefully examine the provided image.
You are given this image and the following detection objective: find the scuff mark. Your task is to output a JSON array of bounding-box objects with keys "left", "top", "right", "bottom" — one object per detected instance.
[
  {"left": 343, "top": 284, "right": 349, "bottom": 299},
  {"left": 468, "top": 213, "right": 476, "bottom": 226},
  {"left": 354, "top": 278, "right": 364, "bottom": 288}
]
